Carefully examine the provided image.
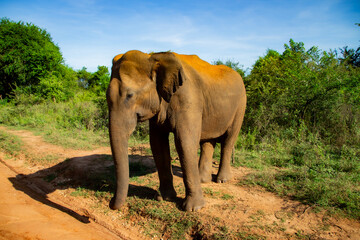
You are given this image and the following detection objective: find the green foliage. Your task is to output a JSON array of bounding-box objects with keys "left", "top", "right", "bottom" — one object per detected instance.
[
  {"left": 34, "top": 65, "right": 79, "bottom": 102},
  {"left": 0, "top": 94, "right": 109, "bottom": 149},
  {"left": 77, "top": 66, "right": 110, "bottom": 93},
  {"left": 0, "top": 18, "right": 106, "bottom": 103},
  {"left": 88, "top": 66, "right": 110, "bottom": 90},
  {"left": 0, "top": 18, "right": 63, "bottom": 98},
  {"left": 244, "top": 39, "right": 360, "bottom": 148},
  {"left": 339, "top": 46, "right": 360, "bottom": 67},
  {"left": 0, "top": 129, "right": 23, "bottom": 157},
  {"left": 76, "top": 66, "right": 110, "bottom": 125},
  {"left": 77, "top": 67, "right": 92, "bottom": 88}
]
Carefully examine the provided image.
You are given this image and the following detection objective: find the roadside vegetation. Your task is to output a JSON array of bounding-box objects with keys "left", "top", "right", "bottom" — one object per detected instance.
[
  {"left": 0, "top": 17, "right": 359, "bottom": 238},
  {"left": 0, "top": 129, "right": 23, "bottom": 157}
]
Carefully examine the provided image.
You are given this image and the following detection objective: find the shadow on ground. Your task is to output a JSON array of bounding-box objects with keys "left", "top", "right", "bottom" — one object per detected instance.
[{"left": 8, "top": 153, "right": 184, "bottom": 222}]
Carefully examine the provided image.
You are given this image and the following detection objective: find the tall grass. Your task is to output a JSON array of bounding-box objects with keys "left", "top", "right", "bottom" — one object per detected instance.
[{"left": 0, "top": 93, "right": 109, "bottom": 149}]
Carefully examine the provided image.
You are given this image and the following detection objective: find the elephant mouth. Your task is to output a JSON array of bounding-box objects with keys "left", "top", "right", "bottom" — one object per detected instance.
[{"left": 136, "top": 113, "right": 146, "bottom": 122}]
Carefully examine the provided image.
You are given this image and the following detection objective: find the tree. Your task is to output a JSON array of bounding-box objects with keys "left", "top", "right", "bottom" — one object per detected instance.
[
  {"left": 339, "top": 46, "right": 360, "bottom": 67},
  {"left": 35, "top": 64, "right": 78, "bottom": 102},
  {"left": 77, "top": 67, "right": 92, "bottom": 89},
  {"left": 77, "top": 66, "right": 110, "bottom": 92},
  {"left": 88, "top": 66, "right": 110, "bottom": 90},
  {"left": 0, "top": 18, "right": 63, "bottom": 98},
  {"left": 244, "top": 39, "right": 360, "bottom": 147}
]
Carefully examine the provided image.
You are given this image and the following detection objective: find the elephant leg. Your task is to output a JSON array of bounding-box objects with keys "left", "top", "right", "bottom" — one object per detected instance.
[
  {"left": 149, "top": 120, "right": 176, "bottom": 201},
  {"left": 217, "top": 105, "right": 245, "bottom": 183},
  {"left": 199, "top": 140, "right": 216, "bottom": 183},
  {"left": 174, "top": 129, "right": 205, "bottom": 211},
  {"left": 217, "top": 140, "right": 234, "bottom": 183}
]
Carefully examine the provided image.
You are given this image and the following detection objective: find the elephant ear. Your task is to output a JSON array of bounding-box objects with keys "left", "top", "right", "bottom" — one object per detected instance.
[{"left": 151, "top": 53, "right": 186, "bottom": 103}]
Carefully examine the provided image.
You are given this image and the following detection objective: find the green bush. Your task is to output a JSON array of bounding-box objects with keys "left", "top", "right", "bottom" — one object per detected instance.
[
  {"left": 243, "top": 39, "right": 360, "bottom": 149},
  {"left": 0, "top": 18, "right": 63, "bottom": 98}
]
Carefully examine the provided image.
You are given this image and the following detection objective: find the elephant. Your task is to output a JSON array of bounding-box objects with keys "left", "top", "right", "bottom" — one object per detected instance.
[{"left": 107, "top": 50, "right": 246, "bottom": 211}]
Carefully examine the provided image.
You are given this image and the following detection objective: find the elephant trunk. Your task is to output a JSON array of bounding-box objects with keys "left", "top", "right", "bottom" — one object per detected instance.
[{"left": 108, "top": 110, "right": 136, "bottom": 210}]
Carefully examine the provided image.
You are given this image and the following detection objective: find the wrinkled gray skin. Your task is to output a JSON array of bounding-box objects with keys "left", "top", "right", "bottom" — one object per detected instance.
[{"left": 107, "top": 50, "right": 246, "bottom": 211}]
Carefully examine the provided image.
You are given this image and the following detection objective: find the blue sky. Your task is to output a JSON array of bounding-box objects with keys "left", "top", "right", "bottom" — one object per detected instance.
[{"left": 1, "top": 0, "right": 359, "bottom": 72}]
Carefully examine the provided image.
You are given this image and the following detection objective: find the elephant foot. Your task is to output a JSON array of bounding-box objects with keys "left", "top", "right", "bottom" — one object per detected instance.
[
  {"left": 216, "top": 178, "right": 228, "bottom": 183},
  {"left": 216, "top": 171, "right": 232, "bottom": 183},
  {"left": 182, "top": 195, "right": 205, "bottom": 212},
  {"left": 109, "top": 196, "right": 125, "bottom": 210},
  {"left": 157, "top": 188, "right": 177, "bottom": 201}
]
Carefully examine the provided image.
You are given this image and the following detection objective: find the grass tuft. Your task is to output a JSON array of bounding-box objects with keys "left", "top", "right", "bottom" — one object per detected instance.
[{"left": 0, "top": 129, "right": 23, "bottom": 157}]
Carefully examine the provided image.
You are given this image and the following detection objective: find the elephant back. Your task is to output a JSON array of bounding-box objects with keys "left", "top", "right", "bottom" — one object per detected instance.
[{"left": 173, "top": 53, "right": 240, "bottom": 83}]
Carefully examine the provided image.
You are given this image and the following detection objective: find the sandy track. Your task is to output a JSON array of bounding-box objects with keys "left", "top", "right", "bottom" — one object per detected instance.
[{"left": 0, "top": 160, "right": 120, "bottom": 240}]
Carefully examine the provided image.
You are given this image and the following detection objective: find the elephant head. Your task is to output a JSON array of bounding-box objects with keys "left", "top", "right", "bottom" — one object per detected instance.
[{"left": 106, "top": 50, "right": 186, "bottom": 210}]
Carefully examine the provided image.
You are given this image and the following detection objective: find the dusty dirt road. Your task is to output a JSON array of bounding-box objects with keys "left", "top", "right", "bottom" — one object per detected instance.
[
  {"left": 0, "top": 160, "right": 121, "bottom": 240},
  {"left": 0, "top": 126, "right": 359, "bottom": 239}
]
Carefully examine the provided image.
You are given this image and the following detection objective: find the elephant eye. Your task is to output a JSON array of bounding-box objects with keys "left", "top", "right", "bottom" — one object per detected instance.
[{"left": 126, "top": 93, "right": 134, "bottom": 99}]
